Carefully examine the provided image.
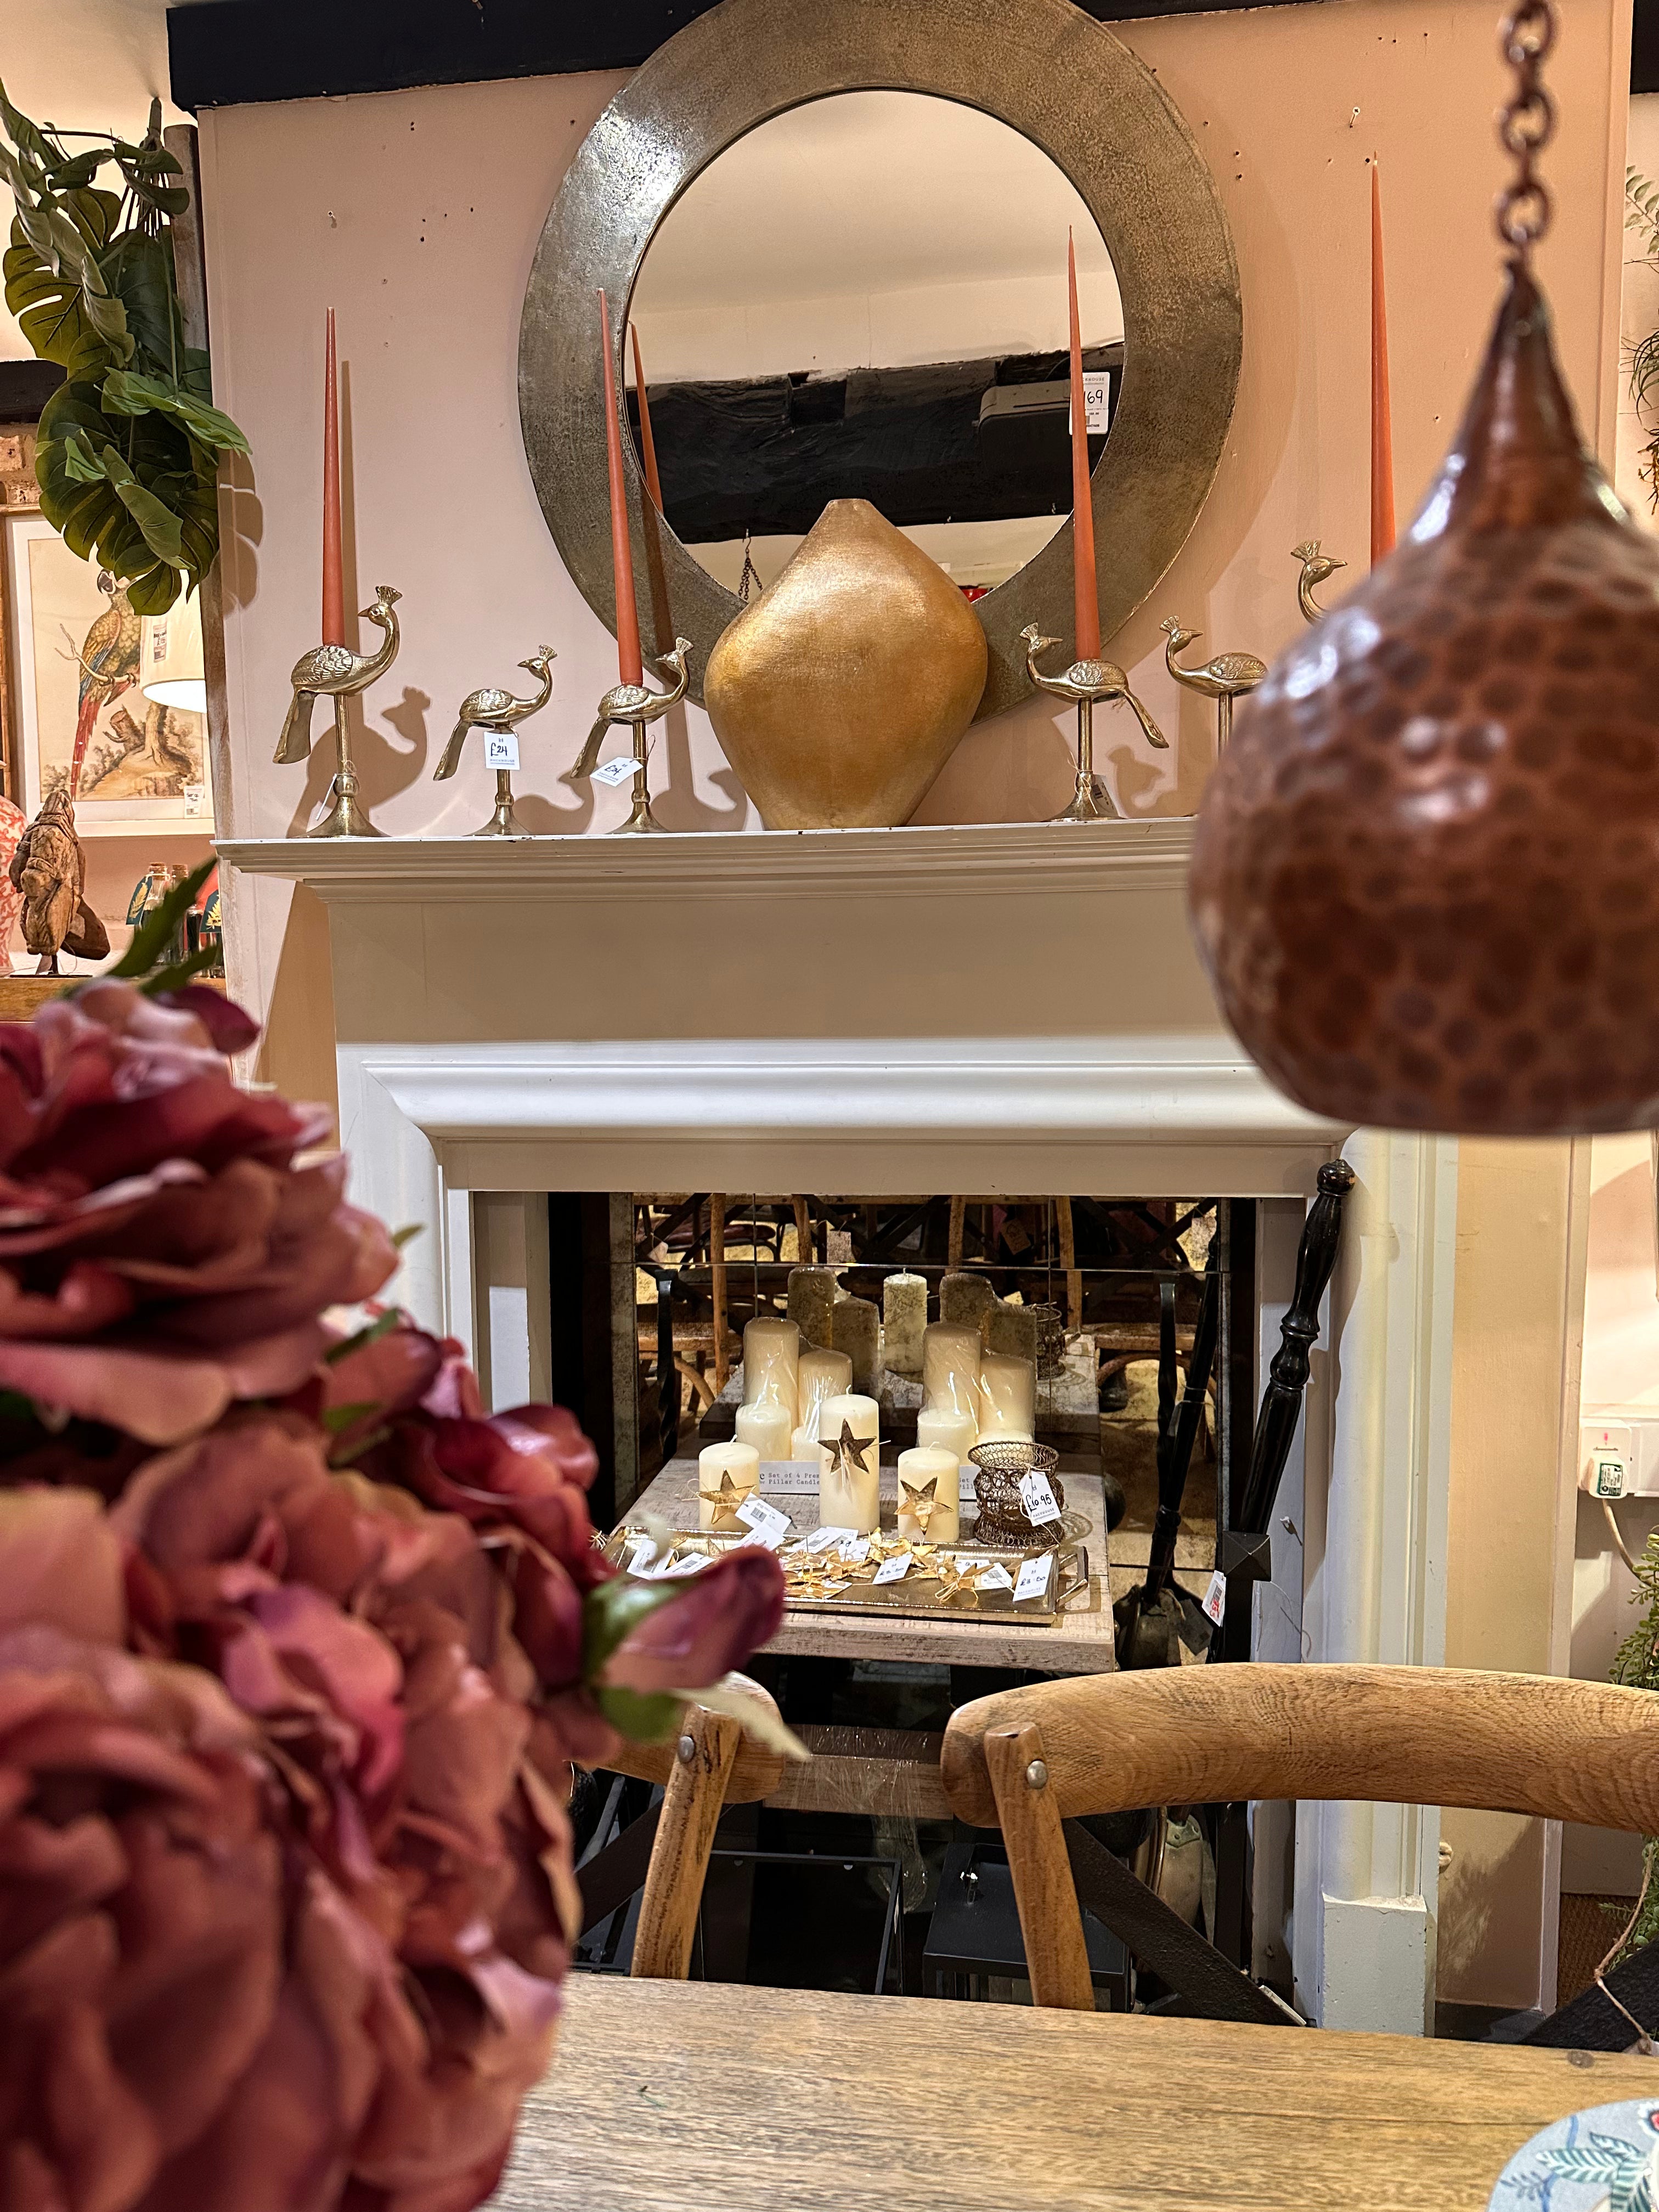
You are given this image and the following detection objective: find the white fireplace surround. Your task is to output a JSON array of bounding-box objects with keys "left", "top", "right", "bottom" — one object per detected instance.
[{"left": 222, "top": 817, "right": 1458, "bottom": 2032}]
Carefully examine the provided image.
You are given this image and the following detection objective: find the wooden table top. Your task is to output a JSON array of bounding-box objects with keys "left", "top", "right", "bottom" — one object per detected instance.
[
  {"left": 622, "top": 1457, "right": 1117, "bottom": 1674},
  {"left": 496, "top": 1977, "right": 1655, "bottom": 2211}
]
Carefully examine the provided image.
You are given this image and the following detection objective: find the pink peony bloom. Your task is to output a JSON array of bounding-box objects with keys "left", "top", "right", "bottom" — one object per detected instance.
[{"left": 0, "top": 983, "right": 396, "bottom": 1445}]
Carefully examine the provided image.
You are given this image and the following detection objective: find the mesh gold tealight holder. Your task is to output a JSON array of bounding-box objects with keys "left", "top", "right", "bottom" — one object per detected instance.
[{"left": 968, "top": 1440, "right": 1065, "bottom": 1548}]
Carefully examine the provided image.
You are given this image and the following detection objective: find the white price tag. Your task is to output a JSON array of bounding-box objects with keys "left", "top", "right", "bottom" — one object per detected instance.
[
  {"left": 625, "top": 1534, "right": 657, "bottom": 1575},
  {"left": 735, "top": 1494, "right": 791, "bottom": 1549},
  {"left": 183, "top": 782, "right": 205, "bottom": 816},
  {"left": 955, "top": 1556, "right": 991, "bottom": 1575},
  {"left": 1202, "top": 1569, "right": 1227, "bottom": 1626},
  {"left": 759, "top": 1461, "right": 822, "bottom": 1494},
  {"left": 1013, "top": 1554, "right": 1052, "bottom": 1603},
  {"left": 975, "top": 1561, "right": 1015, "bottom": 1593},
  {"left": 808, "top": 1523, "right": 854, "bottom": 1553},
  {"left": 591, "top": 755, "right": 636, "bottom": 788},
  {"left": 1019, "top": 1471, "right": 1063, "bottom": 1528},
  {"left": 839, "top": 1535, "right": 871, "bottom": 1564},
  {"left": 483, "top": 729, "right": 520, "bottom": 770},
  {"left": 957, "top": 1469, "right": 977, "bottom": 1503},
  {"left": 873, "top": 1553, "right": 911, "bottom": 1585},
  {"left": 1068, "top": 372, "right": 1112, "bottom": 436}
]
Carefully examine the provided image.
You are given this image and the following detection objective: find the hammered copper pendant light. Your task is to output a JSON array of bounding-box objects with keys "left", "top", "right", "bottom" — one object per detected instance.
[{"left": 1189, "top": 1, "right": 1659, "bottom": 1136}]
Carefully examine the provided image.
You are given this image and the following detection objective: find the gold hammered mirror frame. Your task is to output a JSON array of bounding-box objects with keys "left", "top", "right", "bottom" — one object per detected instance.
[{"left": 518, "top": 0, "right": 1243, "bottom": 722}]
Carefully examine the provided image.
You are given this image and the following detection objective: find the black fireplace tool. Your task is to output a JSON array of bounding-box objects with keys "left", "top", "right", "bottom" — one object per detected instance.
[
  {"left": 1206, "top": 1158, "right": 1355, "bottom": 1667},
  {"left": 1113, "top": 1260, "right": 1222, "bottom": 1670}
]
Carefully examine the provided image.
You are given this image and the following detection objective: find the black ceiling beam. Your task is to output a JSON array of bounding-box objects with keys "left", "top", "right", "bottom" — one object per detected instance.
[
  {"left": 171, "top": 0, "right": 1328, "bottom": 111},
  {"left": 0, "top": 360, "right": 64, "bottom": 424},
  {"left": 168, "top": 0, "right": 1655, "bottom": 121}
]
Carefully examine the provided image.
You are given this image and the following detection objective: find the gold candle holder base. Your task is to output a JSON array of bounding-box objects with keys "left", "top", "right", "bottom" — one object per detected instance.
[
  {"left": 612, "top": 718, "right": 669, "bottom": 835},
  {"left": 308, "top": 755, "right": 383, "bottom": 839},
  {"left": 1053, "top": 698, "right": 1118, "bottom": 823},
  {"left": 473, "top": 770, "right": 529, "bottom": 838}
]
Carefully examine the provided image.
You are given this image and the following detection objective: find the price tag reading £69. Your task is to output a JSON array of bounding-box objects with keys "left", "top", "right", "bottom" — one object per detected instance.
[
  {"left": 1019, "top": 1470, "right": 1063, "bottom": 1528},
  {"left": 483, "top": 729, "right": 520, "bottom": 771},
  {"left": 735, "top": 1494, "right": 791, "bottom": 1550}
]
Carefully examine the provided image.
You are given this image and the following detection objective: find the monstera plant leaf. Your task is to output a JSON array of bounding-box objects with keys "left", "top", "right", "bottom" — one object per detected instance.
[{"left": 0, "top": 84, "right": 249, "bottom": 611}]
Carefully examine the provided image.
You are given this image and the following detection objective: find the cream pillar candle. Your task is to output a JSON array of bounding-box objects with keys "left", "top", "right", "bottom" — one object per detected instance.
[
  {"left": 977, "top": 1350, "right": 1036, "bottom": 1443},
  {"left": 941, "top": 1271, "right": 996, "bottom": 1338},
  {"left": 735, "top": 1398, "right": 795, "bottom": 1463},
  {"left": 698, "top": 1439, "right": 759, "bottom": 1531},
  {"left": 791, "top": 1345, "right": 852, "bottom": 1459},
  {"left": 897, "top": 1444, "right": 960, "bottom": 1545},
  {"left": 787, "top": 1266, "right": 838, "bottom": 1351},
  {"left": 918, "top": 1321, "right": 980, "bottom": 1476},
  {"left": 882, "top": 1272, "right": 928, "bottom": 1376},
  {"left": 917, "top": 1403, "right": 977, "bottom": 1469},
  {"left": 986, "top": 1301, "right": 1041, "bottom": 1368},
  {"left": 830, "top": 1295, "right": 882, "bottom": 1395},
  {"left": 819, "top": 1391, "right": 880, "bottom": 1533}
]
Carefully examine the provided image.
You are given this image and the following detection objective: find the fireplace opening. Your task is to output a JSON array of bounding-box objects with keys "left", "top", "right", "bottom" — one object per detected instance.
[{"left": 554, "top": 1189, "right": 1274, "bottom": 1994}]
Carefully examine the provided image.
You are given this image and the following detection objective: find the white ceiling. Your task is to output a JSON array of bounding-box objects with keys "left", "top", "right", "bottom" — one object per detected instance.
[{"left": 2, "top": 0, "right": 202, "bottom": 357}]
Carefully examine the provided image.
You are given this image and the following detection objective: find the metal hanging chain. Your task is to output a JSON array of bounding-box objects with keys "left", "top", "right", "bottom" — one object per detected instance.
[{"left": 1495, "top": 0, "right": 1556, "bottom": 257}]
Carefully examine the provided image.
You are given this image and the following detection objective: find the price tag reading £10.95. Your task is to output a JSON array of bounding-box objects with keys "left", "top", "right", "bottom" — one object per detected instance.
[
  {"left": 1019, "top": 1470, "right": 1063, "bottom": 1528},
  {"left": 483, "top": 729, "right": 520, "bottom": 771},
  {"left": 735, "top": 1495, "right": 791, "bottom": 1549}
]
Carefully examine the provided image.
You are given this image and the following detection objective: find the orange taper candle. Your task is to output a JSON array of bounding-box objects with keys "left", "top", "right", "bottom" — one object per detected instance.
[
  {"left": 599, "top": 288, "right": 644, "bottom": 686},
  {"left": 1370, "top": 160, "right": 1396, "bottom": 565},
  {"left": 630, "top": 323, "right": 664, "bottom": 512},
  {"left": 322, "top": 308, "right": 345, "bottom": 648},
  {"left": 1067, "top": 230, "right": 1101, "bottom": 659}
]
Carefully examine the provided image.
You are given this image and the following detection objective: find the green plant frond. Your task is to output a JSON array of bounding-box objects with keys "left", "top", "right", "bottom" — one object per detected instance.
[{"left": 0, "top": 85, "right": 250, "bottom": 601}]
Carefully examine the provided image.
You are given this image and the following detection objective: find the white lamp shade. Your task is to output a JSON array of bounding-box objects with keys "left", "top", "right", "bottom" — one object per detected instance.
[{"left": 140, "top": 591, "right": 207, "bottom": 716}]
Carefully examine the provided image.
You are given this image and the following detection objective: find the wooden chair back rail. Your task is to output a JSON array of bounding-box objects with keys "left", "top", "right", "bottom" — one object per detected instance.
[
  {"left": 632, "top": 1704, "right": 740, "bottom": 1979},
  {"left": 940, "top": 1664, "right": 1659, "bottom": 1835},
  {"left": 576, "top": 1673, "right": 786, "bottom": 1982}
]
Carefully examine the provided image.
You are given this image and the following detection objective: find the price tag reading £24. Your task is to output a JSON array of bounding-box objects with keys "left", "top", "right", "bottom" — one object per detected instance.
[
  {"left": 483, "top": 729, "right": 520, "bottom": 771},
  {"left": 1019, "top": 1470, "right": 1063, "bottom": 1528}
]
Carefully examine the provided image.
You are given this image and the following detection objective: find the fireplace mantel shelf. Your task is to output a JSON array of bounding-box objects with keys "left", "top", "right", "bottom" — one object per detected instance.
[{"left": 217, "top": 816, "right": 1195, "bottom": 905}]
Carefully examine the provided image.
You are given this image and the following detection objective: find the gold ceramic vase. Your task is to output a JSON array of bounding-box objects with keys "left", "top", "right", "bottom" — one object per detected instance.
[{"left": 704, "top": 499, "right": 989, "bottom": 829}]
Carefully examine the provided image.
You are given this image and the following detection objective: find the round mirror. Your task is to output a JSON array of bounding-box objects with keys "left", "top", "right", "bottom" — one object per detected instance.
[
  {"left": 625, "top": 92, "right": 1121, "bottom": 600},
  {"left": 519, "top": 0, "right": 1240, "bottom": 719}
]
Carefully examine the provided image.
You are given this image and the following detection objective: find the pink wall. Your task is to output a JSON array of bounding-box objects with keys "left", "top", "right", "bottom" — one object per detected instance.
[{"left": 197, "top": 0, "right": 1629, "bottom": 1103}]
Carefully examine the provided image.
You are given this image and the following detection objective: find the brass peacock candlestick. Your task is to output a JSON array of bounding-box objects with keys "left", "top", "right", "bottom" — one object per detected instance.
[
  {"left": 274, "top": 583, "right": 402, "bottom": 838},
  {"left": 435, "top": 647, "right": 557, "bottom": 837},
  {"left": 1160, "top": 619, "right": 1267, "bottom": 753},
  {"left": 1020, "top": 623, "right": 1167, "bottom": 823},
  {"left": 564, "top": 636, "right": 692, "bottom": 834},
  {"left": 1291, "top": 541, "right": 1346, "bottom": 624}
]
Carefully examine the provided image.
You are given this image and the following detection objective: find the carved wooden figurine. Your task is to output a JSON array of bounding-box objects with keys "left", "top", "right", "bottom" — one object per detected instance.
[
  {"left": 274, "top": 583, "right": 403, "bottom": 838},
  {"left": 10, "top": 791, "right": 110, "bottom": 975},
  {"left": 1160, "top": 620, "right": 1268, "bottom": 752},
  {"left": 435, "top": 647, "right": 557, "bottom": 837}
]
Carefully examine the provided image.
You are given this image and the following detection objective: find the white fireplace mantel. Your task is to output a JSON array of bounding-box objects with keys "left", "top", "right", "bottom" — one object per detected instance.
[{"left": 221, "top": 815, "right": 1453, "bottom": 2033}]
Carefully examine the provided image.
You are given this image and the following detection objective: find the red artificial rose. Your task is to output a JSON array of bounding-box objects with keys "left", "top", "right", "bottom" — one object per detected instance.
[{"left": 0, "top": 983, "right": 396, "bottom": 1445}]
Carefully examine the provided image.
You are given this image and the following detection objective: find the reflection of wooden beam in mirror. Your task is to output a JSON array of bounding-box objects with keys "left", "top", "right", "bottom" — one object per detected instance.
[
  {"left": 630, "top": 323, "right": 665, "bottom": 511},
  {"left": 629, "top": 324, "right": 676, "bottom": 659},
  {"left": 597, "top": 287, "right": 644, "bottom": 685},
  {"left": 1066, "top": 228, "right": 1101, "bottom": 659}
]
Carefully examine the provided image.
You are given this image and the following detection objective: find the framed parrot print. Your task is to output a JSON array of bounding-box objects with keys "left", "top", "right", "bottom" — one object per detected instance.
[{"left": 3, "top": 513, "right": 214, "bottom": 832}]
